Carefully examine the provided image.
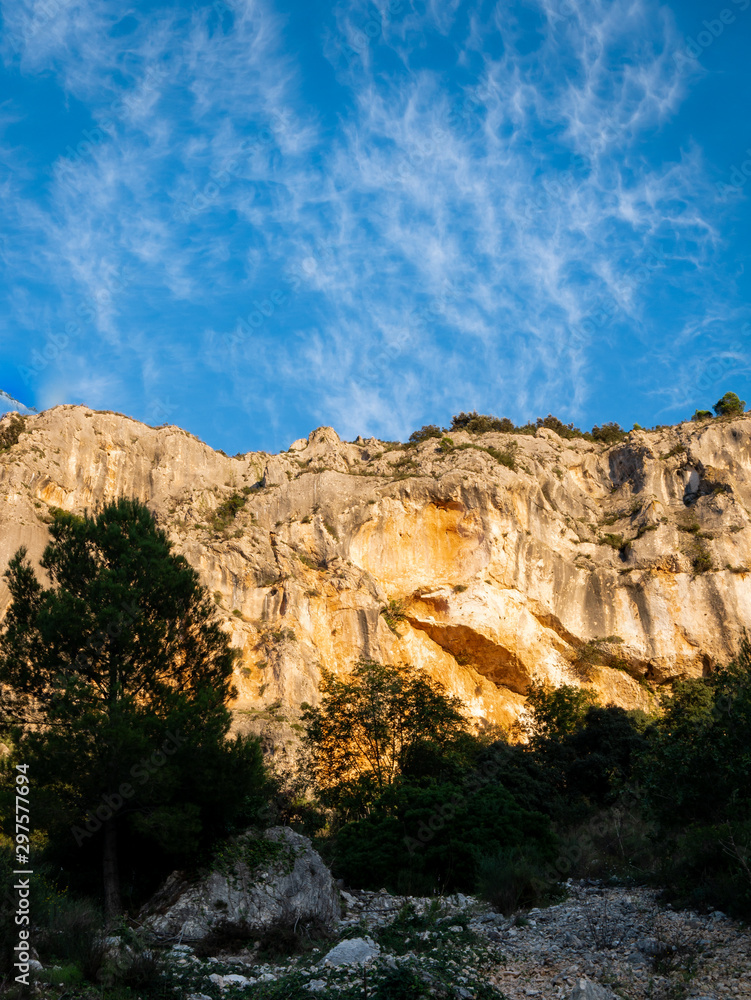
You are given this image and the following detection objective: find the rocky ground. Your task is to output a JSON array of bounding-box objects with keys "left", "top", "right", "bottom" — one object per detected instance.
[
  {"left": 480, "top": 881, "right": 751, "bottom": 1000},
  {"left": 91, "top": 880, "right": 750, "bottom": 1000}
]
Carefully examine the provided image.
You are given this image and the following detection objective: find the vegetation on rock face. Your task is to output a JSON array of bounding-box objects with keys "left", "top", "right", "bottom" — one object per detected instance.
[
  {"left": 380, "top": 597, "right": 409, "bottom": 634},
  {"left": 0, "top": 413, "right": 26, "bottom": 452},
  {"left": 418, "top": 410, "right": 628, "bottom": 446},
  {"left": 404, "top": 390, "right": 746, "bottom": 447},
  {"left": 209, "top": 490, "right": 249, "bottom": 534}
]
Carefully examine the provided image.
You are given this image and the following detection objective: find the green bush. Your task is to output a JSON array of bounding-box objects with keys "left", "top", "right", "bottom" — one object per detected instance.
[
  {"left": 476, "top": 845, "right": 562, "bottom": 914},
  {"left": 661, "top": 820, "right": 751, "bottom": 916},
  {"left": 535, "top": 414, "right": 587, "bottom": 439},
  {"left": 638, "top": 641, "right": 751, "bottom": 916},
  {"left": 0, "top": 414, "right": 26, "bottom": 452},
  {"left": 332, "top": 775, "right": 557, "bottom": 897},
  {"left": 210, "top": 491, "right": 249, "bottom": 533},
  {"left": 450, "top": 411, "right": 515, "bottom": 434},
  {"left": 713, "top": 391, "right": 746, "bottom": 416},
  {"left": 35, "top": 895, "right": 105, "bottom": 981},
  {"left": 692, "top": 409, "right": 713, "bottom": 421},
  {"left": 590, "top": 422, "right": 626, "bottom": 445},
  {"left": 371, "top": 964, "right": 431, "bottom": 998},
  {"left": 485, "top": 444, "right": 517, "bottom": 470},
  {"left": 408, "top": 424, "right": 443, "bottom": 443}
]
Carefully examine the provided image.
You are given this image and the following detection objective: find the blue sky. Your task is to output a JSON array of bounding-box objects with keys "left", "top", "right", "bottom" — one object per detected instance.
[{"left": 1, "top": 0, "right": 750, "bottom": 454}]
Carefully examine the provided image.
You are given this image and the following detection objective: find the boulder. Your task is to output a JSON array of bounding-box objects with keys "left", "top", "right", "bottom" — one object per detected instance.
[
  {"left": 569, "top": 981, "right": 618, "bottom": 1000},
  {"left": 141, "top": 827, "right": 340, "bottom": 942},
  {"left": 322, "top": 936, "right": 380, "bottom": 966}
]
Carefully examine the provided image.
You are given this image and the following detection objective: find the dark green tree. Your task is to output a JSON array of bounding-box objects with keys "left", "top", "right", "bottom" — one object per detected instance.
[
  {"left": 408, "top": 424, "right": 444, "bottom": 443},
  {"left": 301, "top": 659, "right": 469, "bottom": 818},
  {"left": 590, "top": 422, "right": 626, "bottom": 445},
  {"left": 333, "top": 774, "right": 557, "bottom": 901},
  {"left": 0, "top": 498, "right": 269, "bottom": 923},
  {"left": 517, "top": 681, "right": 597, "bottom": 746},
  {"left": 713, "top": 391, "right": 746, "bottom": 417},
  {"left": 638, "top": 638, "right": 751, "bottom": 915}
]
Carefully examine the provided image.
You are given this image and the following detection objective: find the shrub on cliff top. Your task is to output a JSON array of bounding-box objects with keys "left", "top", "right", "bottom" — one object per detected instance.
[
  {"left": 450, "top": 411, "right": 517, "bottom": 434},
  {"left": 713, "top": 391, "right": 746, "bottom": 417},
  {"left": 447, "top": 410, "right": 625, "bottom": 444},
  {"left": 408, "top": 424, "right": 444, "bottom": 443}
]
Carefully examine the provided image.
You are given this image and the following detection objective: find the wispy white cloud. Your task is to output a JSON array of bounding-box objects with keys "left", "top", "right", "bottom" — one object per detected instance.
[{"left": 0, "top": 0, "right": 746, "bottom": 448}]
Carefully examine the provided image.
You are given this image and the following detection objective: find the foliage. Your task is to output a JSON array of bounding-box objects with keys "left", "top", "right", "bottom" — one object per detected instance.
[
  {"left": 692, "top": 409, "right": 713, "bottom": 421},
  {"left": 590, "top": 422, "right": 627, "bottom": 445},
  {"left": 485, "top": 443, "right": 517, "bottom": 470},
  {"left": 476, "top": 844, "right": 563, "bottom": 914},
  {"left": 0, "top": 498, "right": 271, "bottom": 921},
  {"left": 408, "top": 424, "right": 443, "bottom": 443},
  {"left": 713, "top": 391, "right": 746, "bottom": 416},
  {"left": 211, "top": 832, "right": 293, "bottom": 877},
  {"left": 638, "top": 638, "right": 751, "bottom": 915},
  {"left": 517, "top": 681, "right": 598, "bottom": 746},
  {"left": 598, "top": 532, "right": 630, "bottom": 555},
  {"left": 210, "top": 491, "right": 248, "bottom": 533},
  {"left": 450, "top": 411, "right": 516, "bottom": 434},
  {"left": 0, "top": 413, "right": 26, "bottom": 452},
  {"left": 690, "top": 539, "right": 713, "bottom": 574},
  {"left": 535, "top": 413, "right": 587, "bottom": 439},
  {"left": 558, "top": 706, "right": 649, "bottom": 805},
  {"left": 447, "top": 410, "right": 624, "bottom": 445},
  {"left": 332, "top": 773, "right": 557, "bottom": 898},
  {"left": 380, "top": 598, "right": 408, "bottom": 634},
  {"left": 300, "top": 660, "right": 469, "bottom": 818},
  {"left": 513, "top": 683, "right": 647, "bottom": 816},
  {"left": 573, "top": 636, "right": 626, "bottom": 679}
]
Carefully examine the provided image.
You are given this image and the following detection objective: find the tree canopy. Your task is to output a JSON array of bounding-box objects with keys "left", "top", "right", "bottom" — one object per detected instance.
[
  {"left": 301, "top": 659, "right": 470, "bottom": 818},
  {"left": 0, "top": 497, "right": 269, "bottom": 922},
  {"left": 713, "top": 391, "right": 746, "bottom": 417}
]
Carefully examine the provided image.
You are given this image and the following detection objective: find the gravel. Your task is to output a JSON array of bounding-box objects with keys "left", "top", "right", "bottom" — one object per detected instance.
[{"left": 158, "top": 879, "right": 751, "bottom": 999}]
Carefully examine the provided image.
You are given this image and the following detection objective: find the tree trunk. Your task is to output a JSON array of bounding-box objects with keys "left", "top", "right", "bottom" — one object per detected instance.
[{"left": 102, "top": 817, "right": 122, "bottom": 926}]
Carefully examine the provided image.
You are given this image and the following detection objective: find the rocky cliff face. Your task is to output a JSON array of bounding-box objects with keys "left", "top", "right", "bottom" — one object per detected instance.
[{"left": 1, "top": 405, "right": 750, "bottom": 733}]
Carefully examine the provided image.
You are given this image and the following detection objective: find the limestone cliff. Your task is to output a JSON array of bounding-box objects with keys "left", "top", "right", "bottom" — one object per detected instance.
[{"left": 1, "top": 405, "right": 750, "bottom": 733}]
